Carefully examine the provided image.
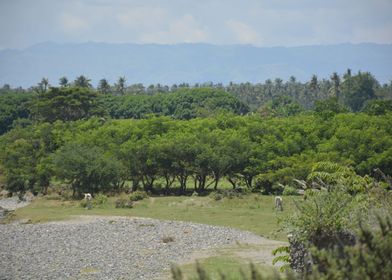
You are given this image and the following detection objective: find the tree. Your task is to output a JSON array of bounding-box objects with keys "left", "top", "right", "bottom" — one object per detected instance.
[
  {"left": 31, "top": 86, "right": 104, "bottom": 122},
  {"left": 309, "top": 75, "right": 318, "bottom": 91},
  {"left": 115, "top": 76, "right": 126, "bottom": 95},
  {"left": 35, "top": 78, "right": 50, "bottom": 93},
  {"left": 59, "top": 76, "right": 69, "bottom": 88},
  {"left": 54, "top": 143, "right": 125, "bottom": 196},
  {"left": 341, "top": 72, "right": 378, "bottom": 112},
  {"left": 73, "top": 75, "right": 92, "bottom": 88},
  {"left": 98, "top": 78, "right": 111, "bottom": 94},
  {"left": 330, "top": 72, "right": 340, "bottom": 100}
]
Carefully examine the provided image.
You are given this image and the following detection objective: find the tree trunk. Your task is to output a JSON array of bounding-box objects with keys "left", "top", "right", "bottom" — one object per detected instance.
[{"left": 228, "top": 177, "right": 237, "bottom": 189}]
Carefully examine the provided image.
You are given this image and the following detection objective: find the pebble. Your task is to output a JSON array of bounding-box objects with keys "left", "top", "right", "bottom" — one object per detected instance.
[{"left": 0, "top": 216, "right": 266, "bottom": 280}]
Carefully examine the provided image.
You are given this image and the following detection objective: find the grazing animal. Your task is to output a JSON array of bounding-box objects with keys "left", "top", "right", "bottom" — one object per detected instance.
[
  {"left": 84, "top": 193, "right": 92, "bottom": 209},
  {"left": 275, "top": 196, "right": 283, "bottom": 211}
]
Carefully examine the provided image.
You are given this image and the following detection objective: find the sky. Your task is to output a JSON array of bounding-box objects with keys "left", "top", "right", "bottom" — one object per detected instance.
[{"left": 0, "top": 0, "right": 392, "bottom": 49}]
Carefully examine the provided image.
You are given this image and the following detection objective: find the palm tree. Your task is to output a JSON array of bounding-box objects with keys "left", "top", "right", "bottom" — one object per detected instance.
[
  {"left": 59, "top": 76, "right": 69, "bottom": 87},
  {"left": 35, "top": 77, "right": 50, "bottom": 93},
  {"left": 330, "top": 72, "right": 340, "bottom": 100},
  {"left": 74, "top": 75, "right": 92, "bottom": 88},
  {"left": 98, "top": 78, "right": 111, "bottom": 94},
  {"left": 115, "top": 76, "right": 126, "bottom": 95}
]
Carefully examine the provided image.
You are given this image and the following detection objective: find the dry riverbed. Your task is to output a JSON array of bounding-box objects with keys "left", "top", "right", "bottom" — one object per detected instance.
[{"left": 0, "top": 199, "right": 285, "bottom": 280}]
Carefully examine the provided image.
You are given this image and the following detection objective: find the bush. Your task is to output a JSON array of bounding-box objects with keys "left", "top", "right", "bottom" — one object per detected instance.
[
  {"left": 115, "top": 198, "right": 133, "bottom": 208},
  {"left": 283, "top": 190, "right": 357, "bottom": 273},
  {"left": 310, "top": 215, "right": 392, "bottom": 279},
  {"left": 129, "top": 191, "right": 148, "bottom": 202},
  {"left": 282, "top": 186, "right": 299, "bottom": 196},
  {"left": 93, "top": 193, "right": 108, "bottom": 206}
]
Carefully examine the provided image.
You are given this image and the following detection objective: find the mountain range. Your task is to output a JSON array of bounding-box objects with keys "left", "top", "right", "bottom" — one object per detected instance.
[{"left": 0, "top": 42, "right": 391, "bottom": 88}]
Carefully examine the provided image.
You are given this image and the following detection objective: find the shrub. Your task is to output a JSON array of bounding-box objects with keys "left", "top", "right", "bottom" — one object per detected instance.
[
  {"left": 282, "top": 186, "right": 299, "bottom": 196},
  {"left": 93, "top": 193, "right": 108, "bottom": 206},
  {"left": 310, "top": 215, "right": 392, "bottom": 279},
  {"left": 129, "top": 190, "right": 148, "bottom": 201},
  {"left": 115, "top": 198, "right": 133, "bottom": 208}
]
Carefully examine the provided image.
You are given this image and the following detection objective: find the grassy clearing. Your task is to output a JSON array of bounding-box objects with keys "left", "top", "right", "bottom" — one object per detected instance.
[
  {"left": 11, "top": 194, "right": 296, "bottom": 240},
  {"left": 177, "top": 256, "right": 277, "bottom": 280}
]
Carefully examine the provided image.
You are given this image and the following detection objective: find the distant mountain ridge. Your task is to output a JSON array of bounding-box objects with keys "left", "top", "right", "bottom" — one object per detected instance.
[{"left": 0, "top": 42, "right": 391, "bottom": 87}]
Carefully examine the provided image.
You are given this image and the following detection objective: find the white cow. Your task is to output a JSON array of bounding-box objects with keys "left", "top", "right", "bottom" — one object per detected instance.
[
  {"left": 84, "top": 193, "right": 92, "bottom": 209},
  {"left": 275, "top": 196, "right": 283, "bottom": 211}
]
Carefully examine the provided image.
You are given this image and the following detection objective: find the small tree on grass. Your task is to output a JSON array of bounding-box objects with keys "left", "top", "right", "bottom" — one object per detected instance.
[{"left": 54, "top": 143, "right": 125, "bottom": 197}]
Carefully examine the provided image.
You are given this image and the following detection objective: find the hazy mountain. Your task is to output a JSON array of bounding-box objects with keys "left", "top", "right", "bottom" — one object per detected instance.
[{"left": 0, "top": 42, "right": 391, "bottom": 88}]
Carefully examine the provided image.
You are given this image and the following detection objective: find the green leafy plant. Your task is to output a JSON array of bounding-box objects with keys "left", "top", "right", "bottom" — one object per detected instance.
[{"left": 129, "top": 190, "right": 148, "bottom": 202}]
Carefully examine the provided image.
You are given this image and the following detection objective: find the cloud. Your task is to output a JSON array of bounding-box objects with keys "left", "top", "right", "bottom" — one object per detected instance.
[
  {"left": 141, "top": 14, "right": 207, "bottom": 44},
  {"left": 0, "top": 0, "right": 392, "bottom": 49},
  {"left": 226, "top": 20, "right": 261, "bottom": 44},
  {"left": 60, "top": 13, "right": 90, "bottom": 32},
  {"left": 116, "top": 6, "right": 167, "bottom": 29}
]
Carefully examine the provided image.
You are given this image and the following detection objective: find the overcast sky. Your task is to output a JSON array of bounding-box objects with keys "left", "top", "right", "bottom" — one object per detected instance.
[{"left": 1, "top": 0, "right": 392, "bottom": 49}]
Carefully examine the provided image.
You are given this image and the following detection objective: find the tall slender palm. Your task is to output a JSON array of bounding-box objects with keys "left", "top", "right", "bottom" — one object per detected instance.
[
  {"left": 330, "top": 72, "right": 340, "bottom": 100},
  {"left": 74, "top": 75, "right": 92, "bottom": 88},
  {"left": 115, "top": 76, "right": 126, "bottom": 95}
]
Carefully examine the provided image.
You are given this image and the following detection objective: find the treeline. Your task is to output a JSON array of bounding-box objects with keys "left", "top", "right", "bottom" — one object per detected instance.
[
  {"left": 2, "top": 71, "right": 392, "bottom": 136},
  {"left": 0, "top": 87, "right": 248, "bottom": 135},
  {"left": 1, "top": 112, "right": 391, "bottom": 196},
  {"left": 2, "top": 70, "right": 391, "bottom": 111}
]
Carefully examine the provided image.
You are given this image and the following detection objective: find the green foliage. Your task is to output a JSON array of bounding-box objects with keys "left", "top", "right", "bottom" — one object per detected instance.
[
  {"left": 93, "top": 193, "right": 108, "bottom": 206},
  {"left": 285, "top": 190, "right": 356, "bottom": 243},
  {"left": 314, "top": 97, "right": 349, "bottom": 119},
  {"left": 282, "top": 186, "right": 298, "bottom": 196},
  {"left": 310, "top": 215, "right": 392, "bottom": 279},
  {"left": 31, "top": 86, "right": 104, "bottom": 122},
  {"left": 1, "top": 110, "right": 391, "bottom": 195},
  {"left": 0, "top": 93, "right": 33, "bottom": 135},
  {"left": 307, "top": 161, "right": 371, "bottom": 193},
  {"left": 101, "top": 87, "right": 249, "bottom": 120},
  {"left": 362, "top": 99, "right": 392, "bottom": 115},
  {"left": 259, "top": 95, "right": 304, "bottom": 117},
  {"left": 341, "top": 71, "right": 378, "bottom": 112},
  {"left": 129, "top": 191, "right": 148, "bottom": 202},
  {"left": 272, "top": 245, "right": 291, "bottom": 272},
  {"left": 53, "top": 143, "right": 125, "bottom": 196}
]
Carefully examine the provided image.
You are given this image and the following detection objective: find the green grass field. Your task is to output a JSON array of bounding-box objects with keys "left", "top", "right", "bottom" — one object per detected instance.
[{"left": 10, "top": 194, "right": 296, "bottom": 241}]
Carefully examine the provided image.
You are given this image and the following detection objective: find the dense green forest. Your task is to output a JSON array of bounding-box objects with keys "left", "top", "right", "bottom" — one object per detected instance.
[
  {"left": 1, "top": 70, "right": 392, "bottom": 136},
  {"left": 1, "top": 70, "right": 391, "bottom": 196}
]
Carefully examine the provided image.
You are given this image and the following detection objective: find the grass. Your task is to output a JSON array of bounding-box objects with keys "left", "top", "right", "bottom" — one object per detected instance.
[
  {"left": 11, "top": 193, "right": 297, "bottom": 241},
  {"left": 176, "top": 256, "right": 278, "bottom": 280}
]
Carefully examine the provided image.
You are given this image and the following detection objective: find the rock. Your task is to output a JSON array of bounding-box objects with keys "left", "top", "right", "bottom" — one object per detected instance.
[
  {"left": 22, "top": 191, "right": 35, "bottom": 202},
  {"left": 0, "top": 189, "right": 11, "bottom": 198}
]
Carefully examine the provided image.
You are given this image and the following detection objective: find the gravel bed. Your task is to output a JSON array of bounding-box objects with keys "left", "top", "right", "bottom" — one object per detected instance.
[
  {"left": 0, "top": 216, "right": 268, "bottom": 280},
  {"left": 0, "top": 197, "right": 30, "bottom": 211}
]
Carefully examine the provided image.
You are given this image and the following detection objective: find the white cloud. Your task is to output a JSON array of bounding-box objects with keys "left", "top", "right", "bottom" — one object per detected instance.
[
  {"left": 116, "top": 6, "right": 167, "bottom": 29},
  {"left": 60, "top": 13, "right": 90, "bottom": 32},
  {"left": 226, "top": 20, "right": 261, "bottom": 44},
  {"left": 141, "top": 14, "right": 207, "bottom": 43}
]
